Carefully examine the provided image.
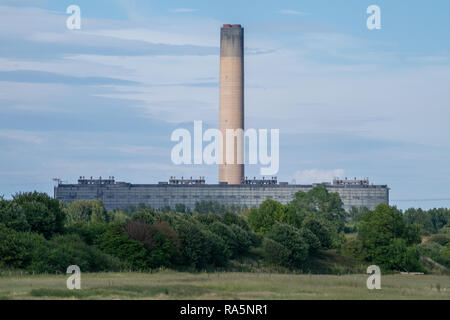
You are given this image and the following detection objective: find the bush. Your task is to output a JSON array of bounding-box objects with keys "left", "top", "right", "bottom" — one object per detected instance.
[
  {"left": 440, "top": 244, "right": 450, "bottom": 268},
  {"left": 289, "top": 186, "right": 347, "bottom": 232},
  {"left": 248, "top": 199, "right": 286, "bottom": 233},
  {"left": 123, "top": 220, "right": 180, "bottom": 268},
  {"left": 208, "top": 222, "right": 238, "bottom": 258},
  {"left": 176, "top": 219, "right": 230, "bottom": 269},
  {"left": 267, "top": 223, "right": 309, "bottom": 268},
  {"left": 194, "top": 213, "right": 221, "bottom": 226},
  {"left": 299, "top": 227, "right": 321, "bottom": 254},
  {"left": 100, "top": 225, "right": 149, "bottom": 270},
  {"left": 204, "top": 230, "right": 229, "bottom": 267},
  {"left": 302, "top": 217, "right": 332, "bottom": 249},
  {"left": 13, "top": 192, "right": 66, "bottom": 238},
  {"left": 221, "top": 212, "right": 251, "bottom": 231},
  {"left": 0, "top": 199, "right": 30, "bottom": 232},
  {"left": 372, "top": 238, "right": 423, "bottom": 272},
  {"left": 65, "top": 222, "right": 108, "bottom": 246},
  {"left": 358, "top": 204, "right": 421, "bottom": 264},
  {"left": 262, "top": 238, "right": 291, "bottom": 267},
  {"left": 0, "top": 225, "right": 123, "bottom": 273},
  {"left": 64, "top": 200, "right": 108, "bottom": 226},
  {"left": 428, "top": 234, "right": 450, "bottom": 246},
  {"left": 341, "top": 239, "right": 365, "bottom": 260},
  {"left": 29, "top": 234, "right": 124, "bottom": 273},
  {"left": 176, "top": 220, "right": 210, "bottom": 269},
  {"left": 229, "top": 224, "right": 253, "bottom": 257},
  {"left": 0, "top": 224, "right": 47, "bottom": 270},
  {"left": 131, "top": 208, "right": 160, "bottom": 225},
  {"left": 417, "top": 241, "right": 442, "bottom": 261}
]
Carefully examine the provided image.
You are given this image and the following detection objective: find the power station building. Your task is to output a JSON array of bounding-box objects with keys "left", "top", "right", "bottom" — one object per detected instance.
[
  {"left": 54, "top": 24, "right": 390, "bottom": 212},
  {"left": 54, "top": 177, "right": 389, "bottom": 212}
]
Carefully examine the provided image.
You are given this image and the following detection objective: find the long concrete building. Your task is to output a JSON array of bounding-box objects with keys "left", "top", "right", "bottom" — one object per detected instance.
[{"left": 54, "top": 177, "right": 389, "bottom": 212}]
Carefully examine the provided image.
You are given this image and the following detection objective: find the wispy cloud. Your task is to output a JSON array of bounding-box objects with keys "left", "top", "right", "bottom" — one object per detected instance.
[
  {"left": 169, "top": 8, "right": 198, "bottom": 13},
  {"left": 280, "top": 9, "right": 308, "bottom": 16},
  {"left": 0, "top": 130, "right": 44, "bottom": 144},
  {"left": 292, "top": 169, "right": 345, "bottom": 184},
  {"left": 0, "top": 70, "right": 139, "bottom": 86}
]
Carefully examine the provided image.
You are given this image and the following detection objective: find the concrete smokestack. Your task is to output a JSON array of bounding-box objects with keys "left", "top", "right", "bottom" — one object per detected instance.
[{"left": 219, "top": 24, "right": 244, "bottom": 185}]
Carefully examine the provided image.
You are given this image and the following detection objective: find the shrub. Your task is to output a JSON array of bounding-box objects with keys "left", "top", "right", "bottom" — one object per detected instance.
[
  {"left": 100, "top": 225, "right": 149, "bottom": 270},
  {"left": 176, "top": 220, "right": 211, "bottom": 269},
  {"left": 440, "top": 244, "right": 450, "bottom": 268},
  {"left": 29, "top": 234, "right": 124, "bottom": 273},
  {"left": 0, "top": 199, "right": 30, "bottom": 232},
  {"left": 262, "top": 238, "right": 291, "bottom": 267},
  {"left": 123, "top": 220, "right": 180, "bottom": 268},
  {"left": 0, "top": 224, "right": 47, "bottom": 270},
  {"left": 267, "top": 223, "right": 309, "bottom": 268},
  {"left": 131, "top": 208, "right": 160, "bottom": 225},
  {"left": 64, "top": 200, "right": 108, "bottom": 226},
  {"left": 208, "top": 222, "right": 238, "bottom": 258},
  {"left": 248, "top": 199, "right": 286, "bottom": 233},
  {"left": 428, "top": 234, "right": 450, "bottom": 246},
  {"left": 13, "top": 192, "right": 66, "bottom": 238},
  {"left": 299, "top": 227, "right": 321, "bottom": 254},
  {"left": 221, "top": 212, "right": 251, "bottom": 231},
  {"left": 417, "top": 241, "right": 442, "bottom": 261},
  {"left": 0, "top": 225, "right": 123, "bottom": 273},
  {"left": 65, "top": 222, "right": 108, "bottom": 246},
  {"left": 302, "top": 217, "right": 332, "bottom": 249},
  {"left": 358, "top": 204, "right": 421, "bottom": 264},
  {"left": 204, "top": 230, "right": 229, "bottom": 267},
  {"left": 341, "top": 239, "right": 365, "bottom": 260},
  {"left": 176, "top": 219, "right": 230, "bottom": 269},
  {"left": 372, "top": 238, "right": 424, "bottom": 272},
  {"left": 194, "top": 213, "right": 221, "bottom": 226},
  {"left": 229, "top": 224, "right": 253, "bottom": 256}
]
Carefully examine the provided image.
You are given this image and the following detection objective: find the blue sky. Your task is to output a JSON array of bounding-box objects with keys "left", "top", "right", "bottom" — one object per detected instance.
[{"left": 1, "top": 0, "right": 450, "bottom": 210}]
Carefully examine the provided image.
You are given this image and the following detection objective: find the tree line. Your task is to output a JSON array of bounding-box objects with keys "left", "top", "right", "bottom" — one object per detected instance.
[{"left": 0, "top": 186, "right": 449, "bottom": 274}]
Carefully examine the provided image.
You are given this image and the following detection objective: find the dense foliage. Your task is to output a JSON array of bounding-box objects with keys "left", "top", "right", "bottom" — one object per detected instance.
[{"left": 1, "top": 187, "right": 449, "bottom": 274}]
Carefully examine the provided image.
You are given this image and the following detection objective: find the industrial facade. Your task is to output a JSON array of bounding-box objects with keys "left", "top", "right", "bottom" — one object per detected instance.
[{"left": 54, "top": 177, "right": 389, "bottom": 212}]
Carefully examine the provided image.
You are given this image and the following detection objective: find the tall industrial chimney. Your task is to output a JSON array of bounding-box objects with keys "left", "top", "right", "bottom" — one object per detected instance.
[{"left": 219, "top": 24, "right": 244, "bottom": 185}]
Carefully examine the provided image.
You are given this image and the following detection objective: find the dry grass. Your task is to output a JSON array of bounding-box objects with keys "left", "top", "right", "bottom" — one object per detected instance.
[{"left": 0, "top": 271, "right": 449, "bottom": 300}]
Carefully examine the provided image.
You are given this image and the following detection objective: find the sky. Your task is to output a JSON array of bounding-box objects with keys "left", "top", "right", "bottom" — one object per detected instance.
[{"left": 0, "top": 0, "right": 449, "bottom": 210}]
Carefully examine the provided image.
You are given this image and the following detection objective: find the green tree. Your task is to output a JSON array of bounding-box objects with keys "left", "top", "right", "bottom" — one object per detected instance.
[
  {"left": 267, "top": 223, "right": 309, "bottom": 268},
  {"left": 0, "top": 224, "right": 46, "bottom": 269},
  {"left": 13, "top": 192, "right": 65, "bottom": 238},
  {"left": 262, "top": 238, "right": 291, "bottom": 267},
  {"left": 289, "top": 186, "right": 347, "bottom": 232},
  {"left": 372, "top": 238, "right": 424, "bottom": 272},
  {"left": 208, "top": 221, "right": 238, "bottom": 257},
  {"left": 100, "top": 225, "right": 149, "bottom": 270},
  {"left": 0, "top": 198, "right": 30, "bottom": 232},
  {"left": 64, "top": 200, "right": 108, "bottom": 226},
  {"left": 302, "top": 217, "right": 333, "bottom": 249},
  {"left": 357, "top": 204, "right": 422, "bottom": 271},
  {"left": 248, "top": 199, "right": 286, "bottom": 233},
  {"left": 299, "top": 227, "right": 321, "bottom": 254}
]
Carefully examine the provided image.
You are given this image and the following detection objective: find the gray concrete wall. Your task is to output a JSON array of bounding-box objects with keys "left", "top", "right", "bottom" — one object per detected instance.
[{"left": 55, "top": 183, "right": 389, "bottom": 212}]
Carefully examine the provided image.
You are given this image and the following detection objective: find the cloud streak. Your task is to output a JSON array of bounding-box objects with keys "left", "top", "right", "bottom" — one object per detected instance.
[{"left": 280, "top": 9, "right": 308, "bottom": 16}]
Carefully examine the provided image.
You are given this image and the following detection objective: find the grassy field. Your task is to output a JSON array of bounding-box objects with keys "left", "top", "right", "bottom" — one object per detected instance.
[{"left": 0, "top": 271, "right": 449, "bottom": 300}]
